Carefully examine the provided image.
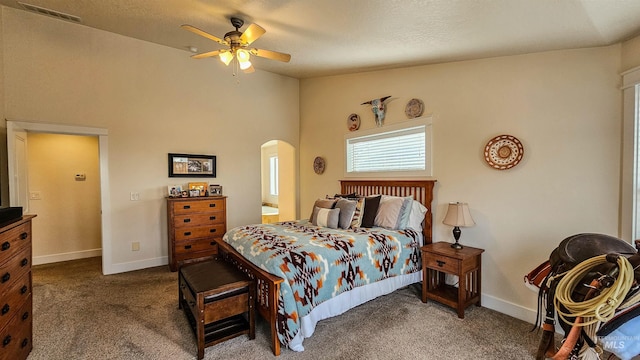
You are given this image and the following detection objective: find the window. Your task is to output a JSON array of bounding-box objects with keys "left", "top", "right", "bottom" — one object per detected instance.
[
  {"left": 269, "top": 156, "right": 279, "bottom": 196},
  {"left": 345, "top": 117, "right": 432, "bottom": 177},
  {"left": 622, "top": 67, "right": 640, "bottom": 241}
]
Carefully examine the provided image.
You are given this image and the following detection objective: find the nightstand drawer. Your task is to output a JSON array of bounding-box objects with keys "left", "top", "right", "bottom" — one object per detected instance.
[{"left": 424, "top": 255, "right": 459, "bottom": 273}]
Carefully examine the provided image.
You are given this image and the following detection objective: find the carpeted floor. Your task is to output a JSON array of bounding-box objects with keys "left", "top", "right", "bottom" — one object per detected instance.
[{"left": 29, "top": 257, "right": 542, "bottom": 359}]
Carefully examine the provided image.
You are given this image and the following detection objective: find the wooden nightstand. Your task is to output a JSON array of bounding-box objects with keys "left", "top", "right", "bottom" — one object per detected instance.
[{"left": 421, "top": 242, "right": 484, "bottom": 318}]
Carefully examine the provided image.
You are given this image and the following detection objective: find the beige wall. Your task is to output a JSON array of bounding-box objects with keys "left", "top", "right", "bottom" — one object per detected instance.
[
  {"left": 1, "top": 7, "right": 299, "bottom": 273},
  {"left": 27, "top": 133, "right": 101, "bottom": 262},
  {"left": 277, "top": 141, "right": 296, "bottom": 221},
  {"left": 300, "top": 46, "right": 622, "bottom": 322},
  {"left": 622, "top": 34, "right": 640, "bottom": 72},
  {"left": 0, "top": 7, "right": 7, "bottom": 207}
]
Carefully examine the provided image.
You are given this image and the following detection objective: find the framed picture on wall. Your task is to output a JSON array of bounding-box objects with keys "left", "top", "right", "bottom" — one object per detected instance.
[{"left": 168, "top": 153, "right": 216, "bottom": 178}]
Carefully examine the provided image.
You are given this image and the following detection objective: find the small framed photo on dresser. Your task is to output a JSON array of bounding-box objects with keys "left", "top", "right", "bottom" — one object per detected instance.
[
  {"left": 168, "top": 185, "right": 182, "bottom": 198},
  {"left": 208, "top": 185, "right": 222, "bottom": 196},
  {"left": 189, "top": 189, "right": 200, "bottom": 197}
]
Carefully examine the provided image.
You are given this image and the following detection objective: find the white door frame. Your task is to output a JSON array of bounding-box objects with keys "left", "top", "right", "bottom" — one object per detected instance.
[{"left": 7, "top": 120, "right": 113, "bottom": 275}]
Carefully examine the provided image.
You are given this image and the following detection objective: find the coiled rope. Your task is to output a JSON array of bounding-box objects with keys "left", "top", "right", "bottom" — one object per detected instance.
[
  {"left": 553, "top": 254, "right": 634, "bottom": 360},
  {"left": 554, "top": 254, "right": 634, "bottom": 327}
]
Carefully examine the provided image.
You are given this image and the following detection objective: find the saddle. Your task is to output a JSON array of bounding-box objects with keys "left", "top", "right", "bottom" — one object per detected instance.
[{"left": 535, "top": 233, "right": 638, "bottom": 360}]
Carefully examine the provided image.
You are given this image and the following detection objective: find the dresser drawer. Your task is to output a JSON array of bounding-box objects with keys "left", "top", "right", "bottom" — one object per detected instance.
[
  {"left": 174, "top": 238, "right": 218, "bottom": 256},
  {"left": 174, "top": 212, "right": 226, "bottom": 228},
  {"left": 0, "top": 272, "right": 30, "bottom": 325},
  {"left": 424, "top": 254, "right": 459, "bottom": 273},
  {"left": 0, "top": 295, "right": 32, "bottom": 360},
  {"left": 0, "top": 223, "right": 31, "bottom": 266},
  {"left": 175, "top": 224, "right": 225, "bottom": 241},
  {"left": 0, "top": 246, "right": 30, "bottom": 296},
  {"left": 172, "top": 199, "right": 225, "bottom": 215}
]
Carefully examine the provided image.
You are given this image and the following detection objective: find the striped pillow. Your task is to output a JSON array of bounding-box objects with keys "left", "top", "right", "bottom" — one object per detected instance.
[{"left": 311, "top": 207, "right": 340, "bottom": 229}]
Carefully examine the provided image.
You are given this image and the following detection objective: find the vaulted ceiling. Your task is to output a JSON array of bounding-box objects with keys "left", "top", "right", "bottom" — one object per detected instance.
[{"left": 2, "top": 0, "right": 640, "bottom": 79}]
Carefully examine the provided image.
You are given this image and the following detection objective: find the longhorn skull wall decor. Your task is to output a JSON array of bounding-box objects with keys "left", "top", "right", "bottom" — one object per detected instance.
[{"left": 361, "top": 96, "right": 391, "bottom": 127}]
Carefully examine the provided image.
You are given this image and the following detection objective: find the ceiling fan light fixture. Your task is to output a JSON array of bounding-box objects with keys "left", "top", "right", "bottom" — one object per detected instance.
[
  {"left": 239, "top": 60, "right": 252, "bottom": 70},
  {"left": 236, "top": 49, "right": 250, "bottom": 62},
  {"left": 219, "top": 51, "right": 233, "bottom": 66}
]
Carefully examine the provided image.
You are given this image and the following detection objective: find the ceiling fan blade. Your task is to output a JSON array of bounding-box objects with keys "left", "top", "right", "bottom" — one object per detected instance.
[
  {"left": 240, "top": 23, "right": 266, "bottom": 45},
  {"left": 243, "top": 65, "right": 256, "bottom": 74},
  {"left": 191, "top": 50, "right": 221, "bottom": 59},
  {"left": 252, "top": 48, "right": 291, "bottom": 63},
  {"left": 181, "top": 24, "right": 227, "bottom": 45}
]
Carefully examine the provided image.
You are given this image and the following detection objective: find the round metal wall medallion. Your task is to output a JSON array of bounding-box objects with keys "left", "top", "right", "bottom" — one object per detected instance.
[{"left": 484, "top": 135, "right": 524, "bottom": 170}]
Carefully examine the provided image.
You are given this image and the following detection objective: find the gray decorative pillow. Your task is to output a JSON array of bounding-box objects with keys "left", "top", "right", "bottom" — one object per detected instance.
[
  {"left": 309, "top": 198, "right": 337, "bottom": 220},
  {"left": 374, "top": 195, "right": 413, "bottom": 230},
  {"left": 334, "top": 198, "right": 357, "bottom": 229},
  {"left": 311, "top": 207, "right": 340, "bottom": 229}
]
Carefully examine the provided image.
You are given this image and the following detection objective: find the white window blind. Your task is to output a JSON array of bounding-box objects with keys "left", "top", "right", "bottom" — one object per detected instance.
[{"left": 346, "top": 125, "right": 426, "bottom": 173}]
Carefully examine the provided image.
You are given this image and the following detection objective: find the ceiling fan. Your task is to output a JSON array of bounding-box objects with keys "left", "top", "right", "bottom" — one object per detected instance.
[{"left": 181, "top": 17, "right": 291, "bottom": 74}]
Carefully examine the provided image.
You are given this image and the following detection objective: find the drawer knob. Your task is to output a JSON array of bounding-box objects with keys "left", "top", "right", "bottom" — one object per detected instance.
[
  {"left": 210, "top": 242, "right": 216, "bottom": 246},
  {"left": 21, "top": 258, "right": 28, "bottom": 267},
  {"left": 20, "top": 232, "right": 28, "bottom": 240},
  {"left": 21, "top": 285, "right": 28, "bottom": 294},
  {"left": 209, "top": 203, "right": 216, "bottom": 207},
  {"left": 183, "top": 205, "right": 191, "bottom": 209},
  {"left": 184, "top": 231, "right": 191, "bottom": 236},
  {"left": 183, "top": 218, "right": 191, "bottom": 223},
  {"left": 1, "top": 273, "right": 9, "bottom": 283},
  {"left": 1, "top": 304, "right": 9, "bottom": 315},
  {"left": 3, "top": 335, "right": 11, "bottom": 347},
  {"left": 210, "top": 229, "right": 216, "bottom": 233},
  {"left": 210, "top": 216, "right": 216, "bottom": 220},
  {"left": 21, "top": 338, "right": 28, "bottom": 348},
  {"left": 436, "top": 260, "right": 446, "bottom": 267},
  {"left": 1, "top": 242, "right": 9, "bottom": 251},
  {"left": 184, "top": 245, "right": 192, "bottom": 250},
  {"left": 22, "top": 311, "right": 29, "bottom": 321}
]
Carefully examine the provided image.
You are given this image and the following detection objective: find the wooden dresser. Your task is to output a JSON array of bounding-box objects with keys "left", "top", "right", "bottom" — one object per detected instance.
[
  {"left": 167, "top": 197, "right": 226, "bottom": 272},
  {"left": 0, "top": 215, "right": 36, "bottom": 360}
]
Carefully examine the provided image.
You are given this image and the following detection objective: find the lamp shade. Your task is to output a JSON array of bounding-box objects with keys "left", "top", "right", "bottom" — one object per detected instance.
[
  {"left": 442, "top": 202, "right": 475, "bottom": 227},
  {"left": 219, "top": 51, "right": 233, "bottom": 66}
]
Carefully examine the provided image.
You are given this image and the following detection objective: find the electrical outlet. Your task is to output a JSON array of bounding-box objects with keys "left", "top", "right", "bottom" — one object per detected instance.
[
  {"left": 131, "top": 242, "right": 140, "bottom": 251},
  {"left": 29, "top": 191, "right": 42, "bottom": 200},
  {"left": 130, "top": 192, "right": 140, "bottom": 201}
]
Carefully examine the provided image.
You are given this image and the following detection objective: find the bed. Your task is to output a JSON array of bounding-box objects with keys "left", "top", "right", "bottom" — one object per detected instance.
[{"left": 217, "top": 179, "right": 436, "bottom": 355}]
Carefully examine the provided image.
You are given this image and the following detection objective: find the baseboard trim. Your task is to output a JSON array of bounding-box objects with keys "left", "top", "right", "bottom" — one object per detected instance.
[
  {"left": 105, "top": 256, "right": 168, "bottom": 275},
  {"left": 481, "top": 293, "right": 538, "bottom": 325},
  {"left": 33, "top": 248, "right": 102, "bottom": 266}
]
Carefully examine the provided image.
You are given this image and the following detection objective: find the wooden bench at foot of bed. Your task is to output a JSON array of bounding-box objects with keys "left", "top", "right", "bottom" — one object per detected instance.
[{"left": 217, "top": 239, "right": 284, "bottom": 356}]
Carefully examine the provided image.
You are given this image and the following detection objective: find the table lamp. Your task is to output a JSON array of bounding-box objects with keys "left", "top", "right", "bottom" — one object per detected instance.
[{"left": 442, "top": 202, "right": 475, "bottom": 249}]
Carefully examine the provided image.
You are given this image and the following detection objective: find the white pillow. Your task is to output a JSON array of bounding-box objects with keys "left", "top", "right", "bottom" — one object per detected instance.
[
  {"left": 407, "top": 200, "right": 428, "bottom": 230},
  {"left": 374, "top": 195, "right": 413, "bottom": 230}
]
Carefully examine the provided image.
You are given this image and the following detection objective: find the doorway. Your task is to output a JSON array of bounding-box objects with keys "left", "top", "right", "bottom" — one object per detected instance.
[
  {"left": 260, "top": 140, "right": 296, "bottom": 223},
  {"left": 7, "top": 121, "right": 113, "bottom": 274}
]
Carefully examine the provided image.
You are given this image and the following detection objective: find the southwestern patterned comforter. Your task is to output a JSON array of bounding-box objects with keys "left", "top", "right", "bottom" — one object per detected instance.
[{"left": 222, "top": 220, "right": 422, "bottom": 351}]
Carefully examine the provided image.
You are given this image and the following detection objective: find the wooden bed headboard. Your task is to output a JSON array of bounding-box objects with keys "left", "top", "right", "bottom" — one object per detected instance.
[{"left": 340, "top": 179, "right": 437, "bottom": 244}]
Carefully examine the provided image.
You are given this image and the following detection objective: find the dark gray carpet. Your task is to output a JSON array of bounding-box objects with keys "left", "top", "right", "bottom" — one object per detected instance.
[{"left": 29, "top": 257, "right": 541, "bottom": 359}]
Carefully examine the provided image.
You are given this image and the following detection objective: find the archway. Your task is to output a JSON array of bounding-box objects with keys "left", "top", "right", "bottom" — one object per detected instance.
[{"left": 260, "top": 140, "right": 296, "bottom": 223}]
